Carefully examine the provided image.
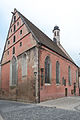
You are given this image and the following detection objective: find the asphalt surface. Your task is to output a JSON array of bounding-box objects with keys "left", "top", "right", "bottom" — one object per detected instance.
[{"left": 0, "top": 98, "right": 80, "bottom": 120}]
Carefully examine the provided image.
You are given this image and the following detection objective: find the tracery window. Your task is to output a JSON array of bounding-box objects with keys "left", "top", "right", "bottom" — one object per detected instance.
[
  {"left": 68, "top": 66, "right": 71, "bottom": 85},
  {"left": 45, "top": 56, "right": 51, "bottom": 83},
  {"left": 56, "top": 61, "right": 60, "bottom": 84}
]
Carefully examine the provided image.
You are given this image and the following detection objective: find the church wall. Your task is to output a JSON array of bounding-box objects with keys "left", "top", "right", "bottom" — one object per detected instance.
[
  {"left": 1, "top": 62, "right": 10, "bottom": 93},
  {"left": 15, "top": 47, "right": 38, "bottom": 102},
  {"left": 1, "top": 9, "right": 79, "bottom": 103},
  {"left": 1, "top": 46, "right": 38, "bottom": 102},
  {"left": 39, "top": 46, "right": 79, "bottom": 101},
  {"left": 1, "top": 9, "right": 38, "bottom": 102}
]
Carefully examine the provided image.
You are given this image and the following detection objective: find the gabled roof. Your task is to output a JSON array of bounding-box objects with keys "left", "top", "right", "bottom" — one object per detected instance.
[
  {"left": 1, "top": 14, "right": 13, "bottom": 63},
  {"left": 17, "top": 10, "right": 77, "bottom": 67},
  {"left": 1, "top": 9, "right": 78, "bottom": 67}
]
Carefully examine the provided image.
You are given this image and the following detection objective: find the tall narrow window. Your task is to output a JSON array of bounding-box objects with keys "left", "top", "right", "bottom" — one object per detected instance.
[
  {"left": 57, "top": 31, "right": 59, "bottom": 36},
  {"left": 56, "top": 61, "right": 60, "bottom": 84},
  {"left": 8, "top": 40, "right": 10, "bottom": 45},
  {"left": 76, "top": 70, "right": 78, "bottom": 83},
  {"left": 17, "top": 22, "right": 19, "bottom": 26},
  {"left": 22, "top": 54, "right": 27, "bottom": 77},
  {"left": 13, "top": 47, "right": 15, "bottom": 54},
  {"left": 68, "top": 66, "right": 71, "bottom": 85},
  {"left": 11, "top": 29, "right": 12, "bottom": 33},
  {"left": 12, "top": 56, "right": 17, "bottom": 85},
  {"left": 13, "top": 36, "right": 16, "bottom": 43},
  {"left": 14, "top": 16, "right": 16, "bottom": 22},
  {"left": 20, "top": 42, "right": 22, "bottom": 47},
  {"left": 20, "top": 30, "right": 22, "bottom": 35},
  {"left": 14, "top": 25, "right": 16, "bottom": 32},
  {"left": 41, "top": 68, "right": 44, "bottom": 86},
  {"left": 45, "top": 56, "right": 51, "bottom": 83},
  {"left": 7, "top": 51, "right": 9, "bottom": 55},
  {"left": 54, "top": 32, "right": 56, "bottom": 36}
]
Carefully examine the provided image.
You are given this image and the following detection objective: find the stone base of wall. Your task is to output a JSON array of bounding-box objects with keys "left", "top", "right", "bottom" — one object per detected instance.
[
  {"left": 0, "top": 84, "right": 36, "bottom": 103},
  {"left": 0, "top": 96, "right": 35, "bottom": 103}
]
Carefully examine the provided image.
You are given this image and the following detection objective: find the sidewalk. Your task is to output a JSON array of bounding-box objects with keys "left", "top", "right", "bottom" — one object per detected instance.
[{"left": 38, "top": 96, "right": 80, "bottom": 111}]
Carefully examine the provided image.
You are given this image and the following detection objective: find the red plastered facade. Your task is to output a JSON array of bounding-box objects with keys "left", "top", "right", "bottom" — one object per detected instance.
[
  {"left": 39, "top": 46, "right": 79, "bottom": 101},
  {"left": 0, "top": 9, "right": 79, "bottom": 102}
]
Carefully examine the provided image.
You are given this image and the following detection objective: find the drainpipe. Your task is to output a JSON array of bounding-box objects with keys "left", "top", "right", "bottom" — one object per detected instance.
[{"left": 38, "top": 44, "right": 41, "bottom": 103}]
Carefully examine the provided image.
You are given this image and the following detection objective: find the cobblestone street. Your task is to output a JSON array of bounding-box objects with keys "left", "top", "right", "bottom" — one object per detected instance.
[
  {"left": 0, "top": 97, "right": 80, "bottom": 120},
  {"left": 39, "top": 96, "right": 80, "bottom": 111}
]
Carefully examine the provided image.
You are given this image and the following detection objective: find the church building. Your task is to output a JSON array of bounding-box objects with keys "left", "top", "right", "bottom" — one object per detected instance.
[{"left": 0, "top": 9, "right": 79, "bottom": 103}]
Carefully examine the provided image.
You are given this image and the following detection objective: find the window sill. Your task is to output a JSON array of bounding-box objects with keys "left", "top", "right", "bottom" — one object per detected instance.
[
  {"left": 45, "top": 83, "right": 51, "bottom": 86},
  {"left": 56, "top": 83, "right": 60, "bottom": 86},
  {"left": 62, "top": 85, "right": 66, "bottom": 86},
  {"left": 10, "top": 85, "right": 16, "bottom": 89},
  {"left": 22, "top": 75, "right": 27, "bottom": 78}
]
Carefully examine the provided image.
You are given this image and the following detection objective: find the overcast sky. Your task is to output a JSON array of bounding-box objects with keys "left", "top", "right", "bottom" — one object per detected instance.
[{"left": 0, "top": 0, "right": 80, "bottom": 66}]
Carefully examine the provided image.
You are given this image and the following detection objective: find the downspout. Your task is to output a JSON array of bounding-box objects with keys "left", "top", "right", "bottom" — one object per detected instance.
[{"left": 38, "top": 43, "right": 41, "bottom": 103}]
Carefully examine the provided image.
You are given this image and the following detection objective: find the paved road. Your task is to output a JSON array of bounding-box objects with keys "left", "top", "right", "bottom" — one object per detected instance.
[
  {"left": 39, "top": 96, "right": 80, "bottom": 111},
  {"left": 0, "top": 97, "right": 80, "bottom": 120}
]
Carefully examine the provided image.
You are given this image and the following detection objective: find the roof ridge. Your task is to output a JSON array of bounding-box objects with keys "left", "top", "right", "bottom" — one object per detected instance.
[
  {"left": 1, "top": 9, "right": 78, "bottom": 67},
  {"left": 17, "top": 10, "right": 77, "bottom": 67}
]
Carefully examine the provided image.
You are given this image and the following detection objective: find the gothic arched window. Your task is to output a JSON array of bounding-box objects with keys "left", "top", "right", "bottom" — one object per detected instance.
[
  {"left": 76, "top": 70, "right": 78, "bottom": 83},
  {"left": 56, "top": 61, "right": 60, "bottom": 84},
  {"left": 12, "top": 56, "right": 17, "bottom": 85},
  {"left": 68, "top": 66, "right": 71, "bottom": 85},
  {"left": 45, "top": 56, "right": 51, "bottom": 83},
  {"left": 22, "top": 54, "right": 27, "bottom": 77}
]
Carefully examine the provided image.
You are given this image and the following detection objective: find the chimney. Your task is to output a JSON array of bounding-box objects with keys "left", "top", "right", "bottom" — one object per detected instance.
[{"left": 53, "top": 26, "right": 60, "bottom": 45}]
